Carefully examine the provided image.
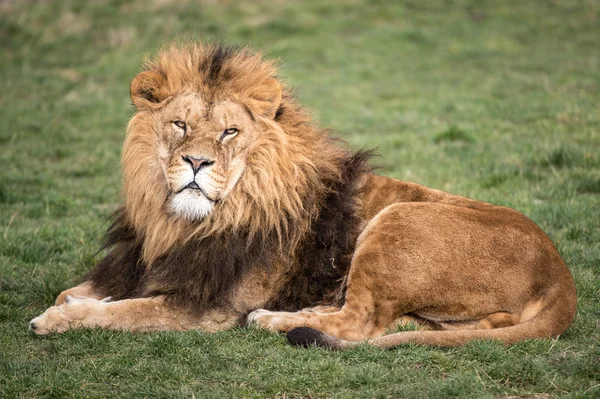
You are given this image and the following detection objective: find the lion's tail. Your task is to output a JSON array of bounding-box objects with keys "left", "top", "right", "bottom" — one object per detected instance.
[{"left": 287, "top": 289, "right": 576, "bottom": 349}]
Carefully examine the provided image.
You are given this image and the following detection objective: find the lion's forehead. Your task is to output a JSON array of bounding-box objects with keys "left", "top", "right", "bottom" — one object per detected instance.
[{"left": 162, "top": 95, "right": 250, "bottom": 126}]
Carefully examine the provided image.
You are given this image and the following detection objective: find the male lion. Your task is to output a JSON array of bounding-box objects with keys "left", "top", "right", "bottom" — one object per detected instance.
[{"left": 30, "top": 43, "right": 576, "bottom": 349}]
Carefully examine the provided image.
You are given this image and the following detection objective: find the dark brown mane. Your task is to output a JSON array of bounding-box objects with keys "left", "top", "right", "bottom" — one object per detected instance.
[
  {"left": 266, "top": 149, "right": 374, "bottom": 310},
  {"left": 84, "top": 209, "right": 144, "bottom": 300}
]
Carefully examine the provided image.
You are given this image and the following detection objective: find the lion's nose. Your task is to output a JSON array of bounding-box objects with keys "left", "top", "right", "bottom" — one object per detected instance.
[{"left": 182, "top": 155, "right": 214, "bottom": 175}]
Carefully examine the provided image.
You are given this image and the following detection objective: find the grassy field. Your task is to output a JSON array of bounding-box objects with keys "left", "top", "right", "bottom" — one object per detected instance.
[{"left": 1, "top": 0, "right": 599, "bottom": 397}]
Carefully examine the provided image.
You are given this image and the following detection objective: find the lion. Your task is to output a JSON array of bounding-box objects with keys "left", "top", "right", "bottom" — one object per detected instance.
[{"left": 29, "top": 42, "right": 577, "bottom": 349}]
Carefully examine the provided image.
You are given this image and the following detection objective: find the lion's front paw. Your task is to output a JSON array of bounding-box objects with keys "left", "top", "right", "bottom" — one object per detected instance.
[
  {"left": 247, "top": 309, "right": 284, "bottom": 332},
  {"left": 29, "top": 305, "right": 70, "bottom": 335},
  {"left": 29, "top": 296, "right": 110, "bottom": 335}
]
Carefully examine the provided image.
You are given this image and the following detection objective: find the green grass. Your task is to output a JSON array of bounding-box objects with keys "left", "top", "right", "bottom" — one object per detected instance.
[{"left": 1, "top": 0, "right": 599, "bottom": 397}]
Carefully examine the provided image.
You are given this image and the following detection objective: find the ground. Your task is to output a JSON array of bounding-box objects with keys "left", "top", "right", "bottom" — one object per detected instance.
[{"left": 1, "top": 0, "right": 599, "bottom": 397}]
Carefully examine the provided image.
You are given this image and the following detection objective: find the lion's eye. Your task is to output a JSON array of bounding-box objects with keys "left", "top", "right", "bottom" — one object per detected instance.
[
  {"left": 173, "top": 121, "right": 187, "bottom": 131},
  {"left": 220, "top": 127, "right": 238, "bottom": 141}
]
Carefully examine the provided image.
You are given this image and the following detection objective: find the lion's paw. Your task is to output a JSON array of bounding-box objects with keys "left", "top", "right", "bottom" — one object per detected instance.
[
  {"left": 246, "top": 309, "right": 283, "bottom": 331},
  {"left": 29, "top": 305, "right": 70, "bottom": 335},
  {"left": 29, "top": 296, "right": 110, "bottom": 335}
]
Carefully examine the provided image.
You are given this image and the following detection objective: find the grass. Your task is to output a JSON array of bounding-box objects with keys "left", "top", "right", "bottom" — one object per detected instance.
[{"left": 1, "top": 0, "right": 599, "bottom": 397}]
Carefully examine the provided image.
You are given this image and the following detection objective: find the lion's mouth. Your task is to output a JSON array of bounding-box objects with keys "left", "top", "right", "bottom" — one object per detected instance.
[{"left": 177, "top": 181, "right": 219, "bottom": 203}]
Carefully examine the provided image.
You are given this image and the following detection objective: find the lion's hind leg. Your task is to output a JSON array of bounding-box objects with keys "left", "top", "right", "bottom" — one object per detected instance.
[
  {"left": 248, "top": 282, "right": 402, "bottom": 342},
  {"left": 248, "top": 307, "right": 375, "bottom": 341},
  {"left": 247, "top": 307, "right": 436, "bottom": 342}
]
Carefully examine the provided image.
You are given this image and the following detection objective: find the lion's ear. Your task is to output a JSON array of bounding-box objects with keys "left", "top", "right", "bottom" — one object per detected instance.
[
  {"left": 247, "top": 77, "right": 282, "bottom": 119},
  {"left": 130, "top": 71, "right": 168, "bottom": 110}
]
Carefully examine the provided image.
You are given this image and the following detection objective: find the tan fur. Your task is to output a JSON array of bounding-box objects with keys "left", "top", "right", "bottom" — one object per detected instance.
[{"left": 30, "top": 43, "right": 576, "bottom": 348}]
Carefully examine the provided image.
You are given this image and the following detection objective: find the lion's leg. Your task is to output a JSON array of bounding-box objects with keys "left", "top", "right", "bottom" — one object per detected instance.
[
  {"left": 248, "top": 310, "right": 363, "bottom": 341},
  {"left": 55, "top": 281, "right": 101, "bottom": 305},
  {"left": 248, "top": 299, "right": 514, "bottom": 341},
  {"left": 29, "top": 296, "right": 238, "bottom": 335}
]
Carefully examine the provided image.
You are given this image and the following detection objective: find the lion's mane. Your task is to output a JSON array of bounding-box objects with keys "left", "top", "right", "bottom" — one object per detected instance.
[{"left": 85, "top": 43, "right": 372, "bottom": 313}]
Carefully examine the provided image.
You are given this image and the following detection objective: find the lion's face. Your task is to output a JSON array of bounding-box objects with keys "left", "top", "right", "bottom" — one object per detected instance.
[
  {"left": 155, "top": 94, "right": 256, "bottom": 220},
  {"left": 125, "top": 46, "right": 287, "bottom": 233}
]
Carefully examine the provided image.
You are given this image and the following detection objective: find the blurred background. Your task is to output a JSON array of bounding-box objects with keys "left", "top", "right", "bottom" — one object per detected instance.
[{"left": 1, "top": 1, "right": 599, "bottom": 397}]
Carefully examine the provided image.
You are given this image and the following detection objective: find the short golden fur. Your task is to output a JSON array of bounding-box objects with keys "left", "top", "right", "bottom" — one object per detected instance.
[{"left": 30, "top": 42, "right": 577, "bottom": 349}]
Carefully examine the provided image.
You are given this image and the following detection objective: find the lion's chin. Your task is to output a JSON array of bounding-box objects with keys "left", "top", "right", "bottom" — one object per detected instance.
[{"left": 170, "top": 189, "right": 215, "bottom": 220}]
